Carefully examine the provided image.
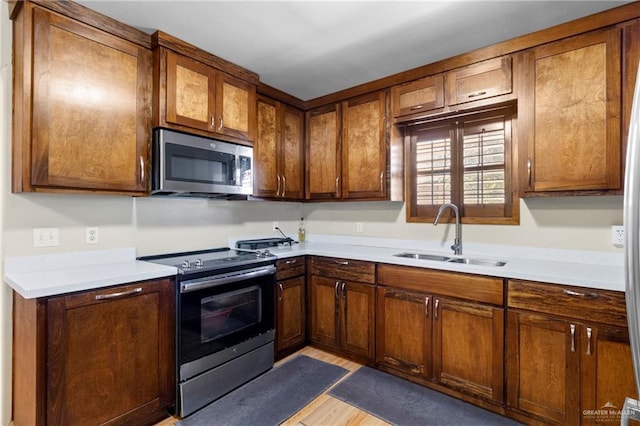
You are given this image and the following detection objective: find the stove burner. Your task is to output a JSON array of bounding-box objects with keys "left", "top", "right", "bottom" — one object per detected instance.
[{"left": 138, "top": 247, "right": 276, "bottom": 275}]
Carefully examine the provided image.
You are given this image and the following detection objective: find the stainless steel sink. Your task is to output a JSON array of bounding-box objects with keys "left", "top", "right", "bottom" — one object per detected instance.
[
  {"left": 445, "top": 257, "right": 507, "bottom": 267},
  {"left": 393, "top": 252, "right": 506, "bottom": 267},
  {"left": 393, "top": 252, "right": 451, "bottom": 262}
]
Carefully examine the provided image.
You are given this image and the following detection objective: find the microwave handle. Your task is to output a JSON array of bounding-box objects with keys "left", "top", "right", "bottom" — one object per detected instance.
[{"left": 235, "top": 155, "right": 241, "bottom": 186}]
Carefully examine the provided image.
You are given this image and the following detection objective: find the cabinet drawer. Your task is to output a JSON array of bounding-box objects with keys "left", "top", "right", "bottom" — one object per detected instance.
[
  {"left": 310, "top": 256, "right": 375, "bottom": 284},
  {"left": 276, "top": 257, "right": 306, "bottom": 280},
  {"left": 507, "top": 280, "right": 627, "bottom": 327},
  {"left": 378, "top": 264, "right": 503, "bottom": 305},
  {"left": 391, "top": 74, "right": 444, "bottom": 118},
  {"left": 445, "top": 56, "right": 512, "bottom": 106}
]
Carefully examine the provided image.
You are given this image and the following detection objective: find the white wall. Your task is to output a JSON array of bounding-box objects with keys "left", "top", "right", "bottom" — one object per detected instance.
[
  {"left": 0, "top": 5, "right": 626, "bottom": 426},
  {"left": 302, "top": 196, "right": 624, "bottom": 252}
]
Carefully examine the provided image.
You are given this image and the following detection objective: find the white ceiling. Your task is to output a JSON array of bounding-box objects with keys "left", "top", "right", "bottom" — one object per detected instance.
[{"left": 78, "top": 1, "right": 631, "bottom": 101}]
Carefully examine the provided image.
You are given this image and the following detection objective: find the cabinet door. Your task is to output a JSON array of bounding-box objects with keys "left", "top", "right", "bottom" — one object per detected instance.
[
  {"left": 309, "top": 275, "right": 340, "bottom": 348},
  {"left": 376, "top": 287, "right": 431, "bottom": 379},
  {"left": 342, "top": 91, "right": 388, "bottom": 200},
  {"left": 276, "top": 276, "right": 306, "bottom": 353},
  {"left": 433, "top": 297, "right": 504, "bottom": 404},
  {"left": 581, "top": 324, "right": 638, "bottom": 425},
  {"left": 445, "top": 56, "right": 512, "bottom": 106},
  {"left": 255, "top": 96, "right": 279, "bottom": 197},
  {"left": 391, "top": 74, "right": 444, "bottom": 118},
  {"left": 306, "top": 103, "right": 341, "bottom": 199},
  {"left": 46, "top": 279, "right": 175, "bottom": 426},
  {"left": 280, "top": 104, "right": 305, "bottom": 199},
  {"left": 506, "top": 310, "right": 580, "bottom": 425},
  {"left": 25, "top": 7, "right": 150, "bottom": 194},
  {"left": 524, "top": 27, "right": 622, "bottom": 193},
  {"left": 165, "top": 50, "right": 216, "bottom": 133},
  {"left": 340, "top": 281, "right": 375, "bottom": 360},
  {"left": 216, "top": 72, "right": 256, "bottom": 141}
]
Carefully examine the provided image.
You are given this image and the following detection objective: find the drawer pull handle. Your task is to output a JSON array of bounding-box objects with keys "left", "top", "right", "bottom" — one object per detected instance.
[
  {"left": 278, "top": 283, "right": 284, "bottom": 301},
  {"left": 341, "top": 282, "right": 346, "bottom": 298},
  {"left": 410, "top": 105, "right": 424, "bottom": 111},
  {"left": 95, "top": 287, "right": 142, "bottom": 300},
  {"left": 435, "top": 298, "right": 439, "bottom": 320},
  {"left": 570, "top": 324, "right": 576, "bottom": 352},
  {"left": 285, "top": 259, "right": 298, "bottom": 265},
  {"left": 563, "top": 289, "right": 599, "bottom": 299},
  {"left": 424, "top": 296, "right": 430, "bottom": 318},
  {"left": 527, "top": 159, "right": 532, "bottom": 187},
  {"left": 586, "top": 327, "right": 592, "bottom": 356},
  {"left": 468, "top": 90, "right": 487, "bottom": 98},
  {"left": 335, "top": 260, "right": 350, "bottom": 266}
]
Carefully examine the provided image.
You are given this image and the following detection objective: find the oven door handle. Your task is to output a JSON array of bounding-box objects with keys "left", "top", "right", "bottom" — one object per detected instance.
[{"left": 180, "top": 265, "right": 276, "bottom": 293}]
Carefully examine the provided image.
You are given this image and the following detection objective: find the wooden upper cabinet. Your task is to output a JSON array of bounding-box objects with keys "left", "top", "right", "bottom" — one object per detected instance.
[
  {"left": 391, "top": 56, "right": 513, "bottom": 122},
  {"left": 522, "top": 27, "right": 622, "bottom": 194},
  {"left": 165, "top": 50, "right": 216, "bottom": 133},
  {"left": 342, "top": 91, "right": 389, "bottom": 200},
  {"left": 306, "top": 103, "right": 342, "bottom": 199},
  {"left": 255, "top": 96, "right": 304, "bottom": 199},
  {"left": 12, "top": 4, "right": 151, "bottom": 195},
  {"left": 446, "top": 56, "right": 512, "bottom": 106},
  {"left": 153, "top": 33, "right": 257, "bottom": 145},
  {"left": 306, "top": 91, "right": 389, "bottom": 201},
  {"left": 392, "top": 74, "right": 444, "bottom": 118}
]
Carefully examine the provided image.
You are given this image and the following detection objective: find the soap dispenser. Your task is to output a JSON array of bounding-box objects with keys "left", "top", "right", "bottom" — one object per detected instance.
[{"left": 298, "top": 218, "right": 306, "bottom": 242}]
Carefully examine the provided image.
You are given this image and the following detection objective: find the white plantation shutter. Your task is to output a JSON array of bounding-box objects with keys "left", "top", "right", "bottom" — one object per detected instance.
[{"left": 407, "top": 106, "right": 515, "bottom": 223}]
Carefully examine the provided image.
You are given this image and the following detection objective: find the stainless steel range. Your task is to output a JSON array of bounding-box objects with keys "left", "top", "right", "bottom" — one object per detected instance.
[{"left": 139, "top": 247, "right": 277, "bottom": 418}]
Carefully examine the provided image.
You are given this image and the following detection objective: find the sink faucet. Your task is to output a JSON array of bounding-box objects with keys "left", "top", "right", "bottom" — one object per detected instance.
[{"left": 433, "top": 203, "right": 462, "bottom": 255}]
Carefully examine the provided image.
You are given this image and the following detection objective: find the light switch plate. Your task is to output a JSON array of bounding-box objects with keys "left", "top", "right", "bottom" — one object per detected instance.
[{"left": 33, "top": 228, "right": 59, "bottom": 247}]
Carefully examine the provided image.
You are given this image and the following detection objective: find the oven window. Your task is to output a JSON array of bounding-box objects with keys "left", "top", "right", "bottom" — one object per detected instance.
[{"left": 201, "top": 285, "right": 261, "bottom": 343}]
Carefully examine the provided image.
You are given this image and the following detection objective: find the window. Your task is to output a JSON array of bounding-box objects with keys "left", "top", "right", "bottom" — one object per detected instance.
[{"left": 406, "top": 106, "right": 519, "bottom": 224}]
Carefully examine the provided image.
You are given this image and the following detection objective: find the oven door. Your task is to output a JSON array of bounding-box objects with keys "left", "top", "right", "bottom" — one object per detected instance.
[{"left": 178, "top": 265, "right": 275, "bottom": 380}]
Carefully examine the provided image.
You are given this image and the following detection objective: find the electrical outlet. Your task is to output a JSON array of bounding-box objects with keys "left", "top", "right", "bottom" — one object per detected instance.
[
  {"left": 33, "top": 228, "right": 59, "bottom": 247},
  {"left": 612, "top": 225, "right": 624, "bottom": 247},
  {"left": 356, "top": 222, "right": 363, "bottom": 233},
  {"left": 272, "top": 221, "right": 279, "bottom": 231},
  {"left": 86, "top": 227, "right": 99, "bottom": 244}
]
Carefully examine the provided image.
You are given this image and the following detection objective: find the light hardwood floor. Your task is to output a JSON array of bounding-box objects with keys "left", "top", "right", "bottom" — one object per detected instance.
[{"left": 154, "top": 347, "right": 389, "bottom": 426}]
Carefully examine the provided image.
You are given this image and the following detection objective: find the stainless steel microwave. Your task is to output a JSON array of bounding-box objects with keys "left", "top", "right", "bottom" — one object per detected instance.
[{"left": 151, "top": 128, "right": 253, "bottom": 197}]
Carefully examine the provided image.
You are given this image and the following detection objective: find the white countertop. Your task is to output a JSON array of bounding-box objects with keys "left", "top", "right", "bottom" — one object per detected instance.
[
  {"left": 257, "top": 235, "right": 625, "bottom": 292},
  {"left": 4, "top": 236, "right": 626, "bottom": 299},
  {"left": 4, "top": 248, "right": 177, "bottom": 299}
]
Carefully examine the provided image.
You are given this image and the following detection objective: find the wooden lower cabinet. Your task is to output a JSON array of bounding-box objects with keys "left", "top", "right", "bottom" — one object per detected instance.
[
  {"left": 506, "top": 279, "right": 637, "bottom": 425},
  {"left": 433, "top": 297, "right": 504, "bottom": 403},
  {"left": 275, "top": 257, "right": 306, "bottom": 358},
  {"left": 309, "top": 275, "right": 375, "bottom": 360},
  {"left": 376, "top": 287, "right": 431, "bottom": 378},
  {"left": 12, "top": 278, "right": 175, "bottom": 426},
  {"left": 308, "top": 257, "right": 376, "bottom": 362},
  {"left": 376, "top": 285, "right": 504, "bottom": 405}
]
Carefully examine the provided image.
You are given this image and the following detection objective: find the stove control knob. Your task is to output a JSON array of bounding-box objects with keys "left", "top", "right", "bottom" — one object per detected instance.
[
  {"left": 181, "top": 260, "right": 191, "bottom": 270},
  {"left": 194, "top": 258, "right": 204, "bottom": 268},
  {"left": 263, "top": 249, "right": 271, "bottom": 257}
]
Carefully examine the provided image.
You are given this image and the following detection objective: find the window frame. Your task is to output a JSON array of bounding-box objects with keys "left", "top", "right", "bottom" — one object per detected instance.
[{"left": 404, "top": 105, "right": 520, "bottom": 225}]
